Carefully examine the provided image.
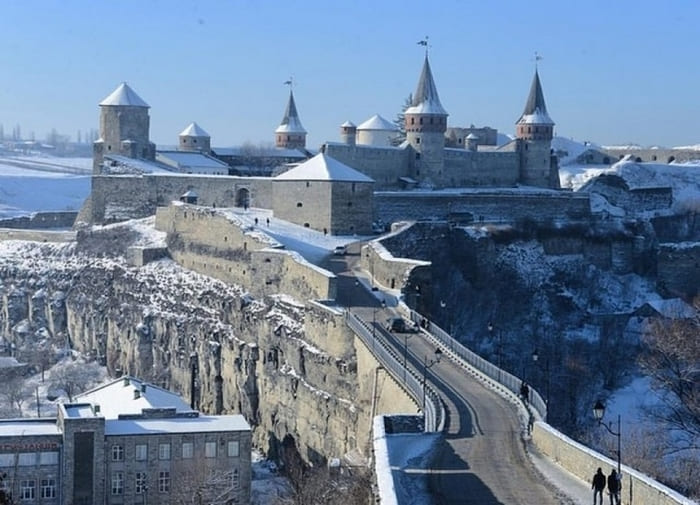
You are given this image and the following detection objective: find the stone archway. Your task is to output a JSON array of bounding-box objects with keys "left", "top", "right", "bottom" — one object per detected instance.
[{"left": 235, "top": 188, "right": 250, "bottom": 208}]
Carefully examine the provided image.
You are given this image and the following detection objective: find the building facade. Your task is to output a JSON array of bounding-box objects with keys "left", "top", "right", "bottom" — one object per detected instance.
[{"left": 0, "top": 377, "right": 251, "bottom": 505}]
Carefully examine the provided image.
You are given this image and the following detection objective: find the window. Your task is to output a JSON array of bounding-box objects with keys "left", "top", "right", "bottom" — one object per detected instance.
[
  {"left": 18, "top": 453, "right": 35, "bottom": 466},
  {"left": 159, "top": 443, "right": 170, "bottom": 460},
  {"left": 39, "top": 452, "right": 58, "bottom": 465},
  {"left": 111, "top": 472, "right": 123, "bottom": 495},
  {"left": 227, "top": 441, "right": 240, "bottom": 457},
  {"left": 296, "top": 202, "right": 302, "bottom": 208},
  {"left": 135, "top": 444, "right": 148, "bottom": 461},
  {"left": 135, "top": 472, "right": 147, "bottom": 494},
  {"left": 416, "top": 137, "right": 420, "bottom": 144},
  {"left": 158, "top": 471, "right": 170, "bottom": 493},
  {"left": 205, "top": 441, "right": 217, "bottom": 458},
  {"left": 20, "top": 480, "right": 35, "bottom": 500},
  {"left": 112, "top": 444, "right": 124, "bottom": 461},
  {"left": 419, "top": 118, "right": 423, "bottom": 124},
  {"left": 182, "top": 442, "right": 194, "bottom": 459},
  {"left": 41, "top": 479, "right": 56, "bottom": 499}
]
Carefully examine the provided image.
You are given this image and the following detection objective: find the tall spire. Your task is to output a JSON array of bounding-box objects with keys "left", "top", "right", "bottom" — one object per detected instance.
[
  {"left": 518, "top": 69, "right": 553, "bottom": 125},
  {"left": 276, "top": 90, "right": 306, "bottom": 134},
  {"left": 405, "top": 55, "right": 447, "bottom": 116}
]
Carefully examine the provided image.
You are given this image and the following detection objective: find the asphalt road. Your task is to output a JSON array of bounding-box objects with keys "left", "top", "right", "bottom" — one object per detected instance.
[{"left": 321, "top": 242, "right": 572, "bottom": 505}]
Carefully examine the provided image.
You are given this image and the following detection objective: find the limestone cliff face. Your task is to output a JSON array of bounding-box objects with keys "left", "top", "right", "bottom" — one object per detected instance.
[{"left": 0, "top": 229, "right": 374, "bottom": 465}]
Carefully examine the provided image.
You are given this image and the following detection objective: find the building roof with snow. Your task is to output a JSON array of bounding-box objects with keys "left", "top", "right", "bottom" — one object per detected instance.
[
  {"left": 99, "top": 82, "right": 150, "bottom": 108},
  {"left": 340, "top": 120, "right": 356, "bottom": 128},
  {"left": 275, "top": 153, "right": 374, "bottom": 182},
  {"left": 405, "top": 55, "right": 447, "bottom": 116},
  {"left": 357, "top": 114, "right": 398, "bottom": 131},
  {"left": 156, "top": 150, "right": 229, "bottom": 174},
  {"left": 275, "top": 90, "right": 307, "bottom": 134},
  {"left": 179, "top": 122, "right": 210, "bottom": 138},
  {"left": 517, "top": 70, "right": 554, "bottom": 125}
]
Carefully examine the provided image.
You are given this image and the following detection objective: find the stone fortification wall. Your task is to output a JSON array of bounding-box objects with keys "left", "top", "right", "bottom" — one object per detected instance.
[
  {"left": 603, "top": 147, "right": 700, "bottom": 164},
  {"left": 657, "top": 242, "right": 700, "bottom": 299},
  {"left": 375, "top": 191, "right": 590, "bottom": 225},
  {"left": 443, "top": 149, "right": 520, "bottom": 187},
  {"left": 90, "top": 174, "right": 274, "bottom": 224},
  {"left": 532, "top": 423, "right": 695, "bottom": 505},
  {"left": 361, "top": 235, "right": 431, "bottom": 294},
  {"left": 156, "top": 203, "right": 336, "bottom": 301},
  {"left": 582, "top": 174, "right": 672, "bottom": 215},
  {"left": 324, "top": 143, "right": 410, "bottom": 187},
  {"left": 331, "top": 182, "right": 373, "bottom": 235},
  {"left": 272, "top": 180, "right": 332, "bottom": 232},
  {"left": 0, "top": 211, "right": 77, "bottom": 230}
]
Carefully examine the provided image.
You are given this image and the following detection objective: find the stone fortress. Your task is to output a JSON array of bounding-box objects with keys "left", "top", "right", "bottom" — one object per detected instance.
[{"left": 84, "top": 54, "right": 575, "bottom": 236}]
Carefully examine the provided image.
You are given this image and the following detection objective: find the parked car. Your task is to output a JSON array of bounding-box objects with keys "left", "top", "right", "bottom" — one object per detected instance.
[
  {"left": 333, "top": 245, "right": 347, "bottom": 255},
  {"left": 386, "top": 317, "right": 417, "bottom": 333}
]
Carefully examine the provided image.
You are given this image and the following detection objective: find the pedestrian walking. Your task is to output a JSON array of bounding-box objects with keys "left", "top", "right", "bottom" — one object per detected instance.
[
  {"left": 607, "top": 469, "right": 620, "bottom": 505},
  {"left": 266, "top": 218, "right": 270, "bottom": 226},
  {"left": 592, "top": 467, "right": 606, "bottom": 505},
  {"left": 520, "top": 381, "right": 530, "bottom": 403}
]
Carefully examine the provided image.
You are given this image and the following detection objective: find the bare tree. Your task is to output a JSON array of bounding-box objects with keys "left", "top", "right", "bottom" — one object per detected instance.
[
  {"left": 171, "top": 464, "right": 243, "bottom": 505},
  {"left": 637, "top": 307, "right": 700, "bottom": 453},
  {"left": 49, "top": 361, "right": 102, "bottom": 402},
  {"left": 1, "top": 375, "right": 32, "bottom": 417}
]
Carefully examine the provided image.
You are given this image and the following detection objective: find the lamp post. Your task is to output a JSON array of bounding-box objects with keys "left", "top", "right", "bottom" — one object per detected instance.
[
  {"left": 532, "top": 349, "right": 550, "bottom": 422},
  {"left": 402, "top": 333, "right": 414, "bottom": 383},
  {"left": 593, "top": 400, "right": 622, "bottom": 501},
  {"left": 422, "top": 348, "right": 443, "bottom": 412},
  {"left": 488, "top": 322, "right": 503, "bottom": 382},
  {"left": 372, "top": 300, "right": 386, "bottom": 350},
  {"left": 366, "top": 250, "right": 378, "bottom": 291}
]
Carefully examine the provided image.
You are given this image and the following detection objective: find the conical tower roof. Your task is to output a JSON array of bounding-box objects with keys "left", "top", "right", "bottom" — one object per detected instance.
[
  {"left": 405, "top": 55, "right": 447, "bottom": 116},
  {"left": 99, "top": 82, "right": 149, "bottom": 107},
  {"left": 517, "top": 70, "right": 553, "bottom": 125},
  {"left": 179, "top": 122, "right": 210, "bottom": 137},
  {"left": 275, "top": 90, "right": 307, "bottom": 134}
]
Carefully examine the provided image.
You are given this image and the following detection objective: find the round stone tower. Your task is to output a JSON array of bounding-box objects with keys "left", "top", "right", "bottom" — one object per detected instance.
[
  {"left": 516, "top": 69, "right": 558, "bottom": 188},
  {"left": 404, "top": 55, "right": 448, "bottom": 185},
  {"left": 340, "top": 121, "right": 357, "bottom": 145},
  {"left": 178, "top": 122, "right": 211, "bottom": 154},
  {"left": 275, "top": 90, "right": 307, "bottom": 150},
  {"left": 93, "top": 82, "right": 156, "bottom": 172}
]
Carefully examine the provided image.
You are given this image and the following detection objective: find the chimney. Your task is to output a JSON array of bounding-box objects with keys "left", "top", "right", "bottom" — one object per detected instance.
[
  {"left": 94, "top": 404, "right": 101, "bottom": 414},
  {"left": 123, "top": 377, "right": 130, "bottom": 387},
  {"left": 133, "top": 389, "right": 141, "bottom": 400},
  {"left": 141, "top": 384, "right": 147, "bottom": 393}
]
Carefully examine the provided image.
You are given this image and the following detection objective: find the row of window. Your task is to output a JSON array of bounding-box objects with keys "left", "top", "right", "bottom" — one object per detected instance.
[
  {"left": 111, "top": 440, "right": 239, "bottom": 462},
  {"left": 111, "top": 471, "right": 169, "bottom": 495},
  {"left": 0, "top": 452, "right": 59, "bottom": 467},
  {"left": 8, "top": 479, "right": 57, "bottom": 500},
  {"left": 408, "top": 116, "right": 445, "bottom": 125}
]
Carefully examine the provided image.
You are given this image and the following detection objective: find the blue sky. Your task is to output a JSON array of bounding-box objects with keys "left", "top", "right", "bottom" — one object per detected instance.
[{"left": 1, "top": 0, "right": 699, "bottom": 149}]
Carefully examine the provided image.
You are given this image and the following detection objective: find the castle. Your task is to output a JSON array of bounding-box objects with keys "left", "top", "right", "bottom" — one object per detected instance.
[{"left": 86, "top": 55, "right": 567, "bottom": 233}]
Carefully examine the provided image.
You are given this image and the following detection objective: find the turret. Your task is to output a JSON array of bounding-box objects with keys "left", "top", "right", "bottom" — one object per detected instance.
[
  {"left": 404, "top": 55, "right": 448, "bottom": 184},
  {"left": 340, "top": 121, "right": 356, "bottom": 145},
  {"left": 356, "top": 115, "right": 398, "bottom": 147},
  {"left": 275, "top": 90, "right": 307, "bottom": 150},
  {"left": 516, "top": 70, "right": 559, "bottom": 188},
  {"left": 466, "top": 133, "right": 479, "bottom": 152},
  {"left": 178, "top": 122, "right": 211, "bottom": 154},
  {"left": 93, "top": 82, "right": 156, "bottom": 172}
]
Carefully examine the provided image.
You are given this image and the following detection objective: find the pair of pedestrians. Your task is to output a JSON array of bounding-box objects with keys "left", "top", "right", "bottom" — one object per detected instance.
[{"left": 592, "top": 467, "right": 621, "bottom": 505}]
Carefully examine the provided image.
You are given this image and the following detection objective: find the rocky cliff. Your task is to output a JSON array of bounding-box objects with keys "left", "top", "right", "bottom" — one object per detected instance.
[{"left": 0, "top": 219, "right": 376, "bottom": 465}]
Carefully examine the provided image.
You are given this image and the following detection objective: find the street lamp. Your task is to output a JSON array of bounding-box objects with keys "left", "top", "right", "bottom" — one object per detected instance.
[
  {"left": 422, "top": 348, "right": 443, "bottom": 412},
  {"left": 402, "top": 333, "right": 414, "bottom": 383},
  {"left": 532, "top": 349, "right": 550, "bottom": 422},
  {"left": 487, "top": 322, "right": 502, "bottom": 369},
  {"left": 593, "top": 400, "right": 622, "bottom": 492},
  {"left": 366, "top": 250, "right": 378, "bottom": 291}
]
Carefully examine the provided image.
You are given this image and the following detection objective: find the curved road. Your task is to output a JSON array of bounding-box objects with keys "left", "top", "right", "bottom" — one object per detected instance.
[{"left": 322, "top": 241, "right": 573, "bottom": 505}]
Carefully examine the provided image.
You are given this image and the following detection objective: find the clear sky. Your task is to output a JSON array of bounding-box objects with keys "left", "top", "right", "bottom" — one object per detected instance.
[{"left": 1, "top": 0, "right": 699, "bottom": 149}]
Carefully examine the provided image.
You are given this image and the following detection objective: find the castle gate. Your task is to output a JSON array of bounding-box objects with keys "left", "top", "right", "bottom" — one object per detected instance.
[{"left": 235, "top": 188, "right": 251, "bottom": 208}]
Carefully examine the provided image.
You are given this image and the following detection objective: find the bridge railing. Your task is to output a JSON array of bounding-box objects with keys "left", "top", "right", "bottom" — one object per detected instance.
[
  {"left": 346, "top": 311, "right": 444, "bottom": 432},
  {"left": 407, "top": 309, "right": 548, "bottom": 422}
]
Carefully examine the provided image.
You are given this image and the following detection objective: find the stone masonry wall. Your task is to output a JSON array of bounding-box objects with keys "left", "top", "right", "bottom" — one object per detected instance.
[
  {"left": 156, "top": 203, "right": 336, "bottom": 300},
  {"left": 375, "top": 191, "right": 590, "bottom": 225},
  {"left": 443, "top": 149, "right": 520, "bottom": 187},
  {"left": 657, "top": 242, "right": 700, "bottom": 299},
  {"left": 325, "top": 143, "right": 411, "bottom": 187}
]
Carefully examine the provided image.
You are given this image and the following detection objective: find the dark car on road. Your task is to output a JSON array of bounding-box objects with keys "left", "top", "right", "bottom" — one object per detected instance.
[{"left": 386, "top": 317, "right": 417, "bottom": 333}]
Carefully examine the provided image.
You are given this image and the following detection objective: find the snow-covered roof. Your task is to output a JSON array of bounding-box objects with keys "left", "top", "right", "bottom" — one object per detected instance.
[
  {"left": 466, "top": 133, "right": 479, "bottom": 140},
  {"left": 275, "top": 90, "right": 307, "bottom": 134},
  {"left": 357, "top": 114, "right": 398, "bottom": 131},
  {"left": 340, "top": 120, "right": 356, "bottom": 128},
  {"left": 99, "top": 82, "right": 149, "bottom": 107},
  {"left": 179, "top": 122, "right": 210, "bottom": 138},
  {"left": 517, "top": 70, "right": 554, "bottom": 125},
  {"left": 0, "top": 419, "right": 61, "bottom": 437},
  {"left": 213, "top": 146, "right": 307, "bottom": 159},
  {"left": 156, "top": 151, "right": 229, "bottom": 169},
  {"left": 105, "top": 415, "right": 250, "bottom": 436},
  {"left": 103, "top": 154, "right": 174, "bottom": 174},
  {"left": 275, "top": 153, "right": 374, "bottom": 182},
  {"left": 74, "top": 376, "right": 192, "bottom": 419},
  {"left": 405, "top": 55, "right": 447, "bottom": 116},
  {"left": 638, "top": 298, "right": 696, "bottom": 318}
]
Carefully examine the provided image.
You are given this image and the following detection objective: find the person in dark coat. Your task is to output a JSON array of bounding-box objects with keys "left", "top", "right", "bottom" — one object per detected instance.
[
  {"left": 607, "top": 469, "right": 620, "bottom": 505},
  {"left": 520, "top": 381, "right": 530, "bottom": 403},
  {"left": 592, "top": 467, "right": 606, "bottom": 505}
]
